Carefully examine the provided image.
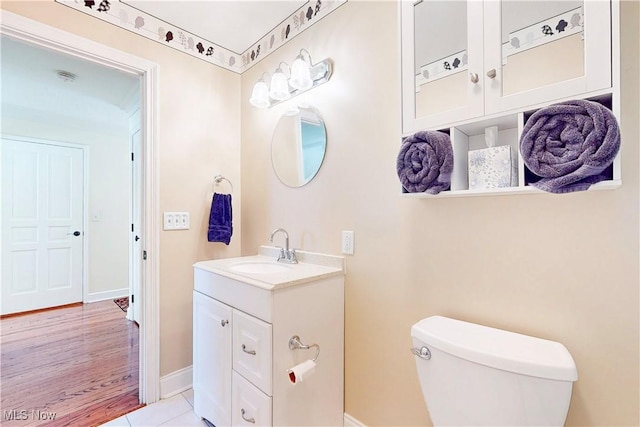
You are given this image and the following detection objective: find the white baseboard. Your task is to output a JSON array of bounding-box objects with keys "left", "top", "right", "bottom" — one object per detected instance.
[
  {"left": 160, "top": 365, "right": 193, "bottom": 399},
  {"left": 344, "top": 413, "right": 367, "bottom": 427},
  {"left": 85, "top": 288, "right": 129, "bottom": 303}
]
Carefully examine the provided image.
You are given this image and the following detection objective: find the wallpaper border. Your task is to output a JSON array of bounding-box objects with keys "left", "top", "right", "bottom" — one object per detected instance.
[{"left": 55, "top": 0, "right": 347, "bottom": 74}]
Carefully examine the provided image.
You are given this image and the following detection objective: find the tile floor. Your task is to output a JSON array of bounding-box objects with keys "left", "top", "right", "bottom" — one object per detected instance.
[{"left": 100, "top": 389, "right": 207, "bottom": 427}]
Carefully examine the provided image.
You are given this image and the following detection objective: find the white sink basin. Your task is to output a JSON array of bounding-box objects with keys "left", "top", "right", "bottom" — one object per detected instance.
[{"left": 228, "top": 262, "right": 291, "bottom": 274}]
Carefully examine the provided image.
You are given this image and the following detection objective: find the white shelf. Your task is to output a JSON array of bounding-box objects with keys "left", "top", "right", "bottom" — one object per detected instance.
[
  {"left": 400, "top": 92, "right": 621, "bottom": 198},
  {"left": 401, "top": 180, "right": 622, "bottom": 199}
]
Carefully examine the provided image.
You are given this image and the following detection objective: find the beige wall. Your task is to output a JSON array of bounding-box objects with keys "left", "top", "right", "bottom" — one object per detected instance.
[
  {"left": 0, "top": 1, "right": 242, "bottom": 376},
  {"left": 241, "top": 2, "right": 639, "bottom": 426}
]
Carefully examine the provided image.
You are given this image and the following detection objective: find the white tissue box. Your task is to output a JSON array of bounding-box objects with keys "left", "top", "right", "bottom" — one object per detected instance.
[{"left": 468, "top": 145, "right": 518, "bottom": 190}]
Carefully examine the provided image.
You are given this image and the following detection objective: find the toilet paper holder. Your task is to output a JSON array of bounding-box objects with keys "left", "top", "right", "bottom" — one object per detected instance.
[{"left": 288, "top": 335, "right": 320, "bottom": 361}]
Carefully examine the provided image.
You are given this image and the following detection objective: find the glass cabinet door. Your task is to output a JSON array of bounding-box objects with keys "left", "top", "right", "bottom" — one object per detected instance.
[
  {"left": 401, "top": 0, "right": 484, "bottom": 133},
  {"left": 484, "top": 0, "right": 611, "bottom": 114}
]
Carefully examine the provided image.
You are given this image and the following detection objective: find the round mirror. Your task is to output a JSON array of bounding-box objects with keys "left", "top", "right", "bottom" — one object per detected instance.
[{"left": 271, "top": 106, "right": 327, "bottom": 187}]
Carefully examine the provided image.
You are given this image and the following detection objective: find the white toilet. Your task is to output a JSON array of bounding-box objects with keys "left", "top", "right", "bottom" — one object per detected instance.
[{"left": 411, "top": 316, "right": 578, "bottom": 426}]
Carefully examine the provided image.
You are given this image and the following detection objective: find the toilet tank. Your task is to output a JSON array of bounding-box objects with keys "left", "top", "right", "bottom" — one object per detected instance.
[{"left": 411, "top": 316, "right": 578, "bottom": 427}]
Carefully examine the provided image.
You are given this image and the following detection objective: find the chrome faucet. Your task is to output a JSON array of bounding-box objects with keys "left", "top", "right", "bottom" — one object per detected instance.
[{"left": 268, "top": 228, "right": 297, "bottom": 264}]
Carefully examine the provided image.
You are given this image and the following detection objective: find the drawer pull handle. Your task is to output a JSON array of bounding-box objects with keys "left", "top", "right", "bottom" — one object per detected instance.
[
  {"left": 242, "top": 344, "right": 256, "bottom": 355},
  {"left": 241, "top": 408, "right": 255, "bottom": 424},
  {"left": 221, "top": 319, "right": 229, "bottom": 327}
]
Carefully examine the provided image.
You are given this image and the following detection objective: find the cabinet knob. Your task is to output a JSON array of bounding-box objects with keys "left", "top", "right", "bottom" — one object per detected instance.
[
  {"left": 220, "top": 319, "right": 229, "bottom": 327},
  {"left": 486, "top": 69, "right": 497, "bottom": 79},
  {"left": 241, "top": 408, "right": 256, "bottom": 424},
  {"left": 470, "top": 72, "right": 479, "bottom": 84}
]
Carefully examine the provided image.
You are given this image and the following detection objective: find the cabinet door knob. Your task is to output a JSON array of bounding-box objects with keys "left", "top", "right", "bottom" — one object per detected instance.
[
  {"left": 241, "top": 408, "right": 256, "bottom": 424},
  {"left": 221, "top": 319, "right": 229, "bottom": 327},
  {"left": 470, "top": 72, "right": 479, "bottom": 84},
  {"left": 486, "top": 69, "right": 497, "bottom": 79},
  {"left": 241, "top": 344, "right": 257, "bottom": 355}
]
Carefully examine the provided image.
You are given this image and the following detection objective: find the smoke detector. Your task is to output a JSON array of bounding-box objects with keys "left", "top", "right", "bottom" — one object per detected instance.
[{"left": 56, "top": 70, "right": 77, "bottom": 83}]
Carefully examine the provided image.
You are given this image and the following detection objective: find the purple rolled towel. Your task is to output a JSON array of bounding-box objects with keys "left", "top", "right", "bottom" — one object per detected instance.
[
  {"left": 397, "top": 130, "right": 453, "bottom": 194},
  {"left": 520, "top": 99, "right": 620, "bottom": 193},
  {"left": 208, "top": 193, "right": 232, "bottom": 245}
]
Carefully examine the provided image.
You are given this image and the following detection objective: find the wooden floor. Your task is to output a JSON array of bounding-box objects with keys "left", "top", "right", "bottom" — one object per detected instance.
[{"left": 0, "top": 300, "right": 143, "bottom": 426}]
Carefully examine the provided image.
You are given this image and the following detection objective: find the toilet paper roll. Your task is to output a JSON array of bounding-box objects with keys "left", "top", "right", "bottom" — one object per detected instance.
[{"left": 287, "top": 359, "right": 316, "bottom": 384}]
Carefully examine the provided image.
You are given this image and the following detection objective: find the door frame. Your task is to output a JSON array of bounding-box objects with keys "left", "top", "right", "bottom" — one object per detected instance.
[
  {"left": 0, "top": 10, "right": 161, "bottom": 404},
  {"left": 1, "top": 136, "right": 89, "bottom": 311}
]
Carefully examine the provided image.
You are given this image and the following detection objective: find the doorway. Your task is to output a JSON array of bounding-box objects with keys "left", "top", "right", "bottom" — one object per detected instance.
[{"left": 0, "top": 11, "right": 160, "bottom": 404}]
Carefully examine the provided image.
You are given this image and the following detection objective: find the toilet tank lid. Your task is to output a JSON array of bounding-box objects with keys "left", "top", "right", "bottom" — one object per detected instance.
[{"left": 411, "top": 316, "right": 578, "bottom": 382}]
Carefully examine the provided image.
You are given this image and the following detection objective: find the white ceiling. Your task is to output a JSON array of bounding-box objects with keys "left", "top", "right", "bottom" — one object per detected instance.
[
  {"left": 123, "top": 0, "right": 308, "bottom": 54},
  {"left": 1, "top": 1, "right": 312, "bottom": 125},
  {"left": 1, "top": 36, "right": 140, "bottom": 128}
]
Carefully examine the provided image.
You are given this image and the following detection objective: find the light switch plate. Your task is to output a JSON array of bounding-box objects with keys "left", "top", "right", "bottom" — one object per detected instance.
[{"left": 163, "top": 212, "right": 190, "bottom": 230}]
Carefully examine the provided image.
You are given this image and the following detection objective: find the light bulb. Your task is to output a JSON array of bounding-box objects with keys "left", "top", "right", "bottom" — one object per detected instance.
[
  {"left": 249, "top": 81, "right": 270, "bottom": 108},
  {"left": 270, "top": 69, "right": 291, "bottom": 101},
  {"left": 289, "top": 57, "right": 313, "bottom": 91}
]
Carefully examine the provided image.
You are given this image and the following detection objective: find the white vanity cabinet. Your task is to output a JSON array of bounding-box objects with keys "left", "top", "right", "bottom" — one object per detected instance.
[
  {"left": 193, "top": 291, "right": 233, "bottom": 426},
  {"left": 401, "top": 0, "right": 615, "bottom": 133},
  {"left": 193, "top": 251, "right": 345, "bottom": 427}
]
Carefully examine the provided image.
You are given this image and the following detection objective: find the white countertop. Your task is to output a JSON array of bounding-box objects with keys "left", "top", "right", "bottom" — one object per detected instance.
[{"left": 193, "top": 247, "right": 345, "bottom": 291}]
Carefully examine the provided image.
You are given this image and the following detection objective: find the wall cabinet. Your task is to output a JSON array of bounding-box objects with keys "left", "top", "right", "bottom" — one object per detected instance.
[
  {"left": 400, "top": 0, "right": 620, "bottom": 197},
  {"left": 402, "top": 0, "right": 614, "bottom": 133},
  {"left": 193, "top": 260, "right": 344, "bottom": 427}
]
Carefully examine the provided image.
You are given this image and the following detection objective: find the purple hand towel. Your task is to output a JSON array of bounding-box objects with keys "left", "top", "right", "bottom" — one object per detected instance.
[
  {"left": 397, "top": 130, "right": 453, "bottom": 194},
  {"left": 207, "top": 193, "right": 232, "bottom": 245},
  {"left": 520, "top": 99, "right": 620, "bottom": 193}
]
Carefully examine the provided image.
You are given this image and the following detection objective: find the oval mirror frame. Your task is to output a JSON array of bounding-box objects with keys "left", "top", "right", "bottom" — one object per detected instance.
[{"left": 271, "top": 106, "right": 327, "bottom": 188}]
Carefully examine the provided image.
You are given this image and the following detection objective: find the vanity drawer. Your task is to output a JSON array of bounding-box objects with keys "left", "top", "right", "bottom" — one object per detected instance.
[
  {"left": 232, "top": 371, "right": 272, "bottom": 427},
  {"left": 233, "top": 310, "right": 273, "bottom": 395}
]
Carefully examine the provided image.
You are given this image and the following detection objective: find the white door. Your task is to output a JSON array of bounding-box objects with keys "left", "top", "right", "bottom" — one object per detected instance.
[
  {"left": 129, "top": 109, "right": 142, "bottom": 325},
  {"left": 1, "top": 138, "right": 84, "bottom": 315}
]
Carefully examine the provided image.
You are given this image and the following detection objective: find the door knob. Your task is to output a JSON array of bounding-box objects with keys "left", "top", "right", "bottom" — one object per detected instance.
[
  {"left": 470, "top": 72, "right": 479, "bottom": 84},
  {"left": 67, "top": 231, "right": 81, "bottom": 236},
  {"left": 135, "top": 235, "right": 140, "bottom": 241},
  {"left": 486, "top": 69, "right": 497, "bottom": 79}
]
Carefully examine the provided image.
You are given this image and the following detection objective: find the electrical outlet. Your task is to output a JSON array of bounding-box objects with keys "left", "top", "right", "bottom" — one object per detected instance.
[{"left": 341, "top": 230, "right": 354, "bottom": 255}]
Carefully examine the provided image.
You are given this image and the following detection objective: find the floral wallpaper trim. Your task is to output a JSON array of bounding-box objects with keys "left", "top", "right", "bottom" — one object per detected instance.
[
  {"left": 415, "top": 49, "right": 468, "bottom": 89},
  {"left": 502, "top": 6, "right": 583, "bottom": 65},
  {"left": 54, "top": 0, "right": 347, "bottom": 74}
]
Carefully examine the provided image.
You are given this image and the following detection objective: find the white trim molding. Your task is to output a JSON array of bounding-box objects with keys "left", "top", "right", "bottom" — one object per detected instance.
[
  {"left": 344, "top": 413, "right": 367, "bottom": 427},
  {"left": 1, "top": 10, "right": 161, "bottom": 405},
  {"left": 160, "top": 366, "right": 193, "bottom": 399},
  {"left": 86, "top": 288, "right": 129, "bottom": 303}
]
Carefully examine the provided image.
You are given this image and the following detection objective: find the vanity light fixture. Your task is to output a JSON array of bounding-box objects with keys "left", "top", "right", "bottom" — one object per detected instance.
[
  {"left": 270, "top": 62, "right": 292, "bottom": 101},
  {"left": 249, "top": 49, "right": 333, "bottom": 109},
  {"left": 249, "top": 73, "right": 271, "bottom": 108},
  {"left": 289, "top": 49, "right": 313, "bottom": 91}
]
